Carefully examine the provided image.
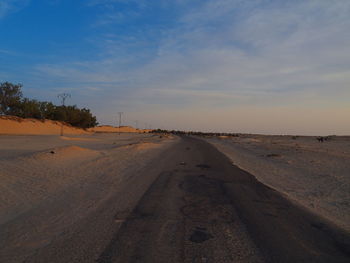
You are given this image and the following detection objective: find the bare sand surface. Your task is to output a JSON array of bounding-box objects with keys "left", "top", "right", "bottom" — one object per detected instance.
[
  {"left": 0, "top": 133, "right": 176, "bottom": 223},
  {"left": 0, "top": 116, "right": 150, "bottom": 136},
  {"left": 0, "top": 132, "right": 177, "bottom": 262},
  {"left": 0, "top": 116, "right": 90, "bottom": 135},
  {"left": 205, "top": 135, "right": 350, "bottom": 231}
]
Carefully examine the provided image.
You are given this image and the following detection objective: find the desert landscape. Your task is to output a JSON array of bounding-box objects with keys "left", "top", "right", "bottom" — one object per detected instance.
[
  {"left": 1, "top": 1, "right": 350, "bottom": 262},
  {"left": 0, "top": 118, "right": 349, "bottom": 262}
]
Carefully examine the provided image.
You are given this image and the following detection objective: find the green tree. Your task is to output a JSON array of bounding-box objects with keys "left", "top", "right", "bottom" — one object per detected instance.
[
  {"left": 0, "top": 82, "right": 23, "bottom": 115},
  {"left": 52, "top": 105, "right": 67, "bottom": 122},
  {"left": 18, "top": 98, "right": 42, "bottom": 119},
  {"left": 39, "top": 101, "right": 56, "bottom": 119},
  {"left": 76, "top": 108, "right": 98, "bottom": 128},
  {"left": 60, "top": 105, "right": 98, "bottom": 128}
]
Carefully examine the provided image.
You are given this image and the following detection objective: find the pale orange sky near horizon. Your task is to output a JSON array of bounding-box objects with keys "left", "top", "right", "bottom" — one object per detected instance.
[{"left": 116, "top": 105, "right": 349, "bottom": 136}]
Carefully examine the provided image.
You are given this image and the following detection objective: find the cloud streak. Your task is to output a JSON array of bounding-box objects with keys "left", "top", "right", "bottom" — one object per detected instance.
[{"left": 0, "top": 0, "right": 29, "bottom": 18}]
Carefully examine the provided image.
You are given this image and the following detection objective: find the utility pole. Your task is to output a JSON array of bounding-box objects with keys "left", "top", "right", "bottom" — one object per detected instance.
[
  {"left": 134, "top": 120, "right": 139, "bottom": 130},
  {"left": 57, "top": 93, "right": 71, "bottom": 136},
  {"left": 118, "top": 112, "right": 123, "bottom": 135}
]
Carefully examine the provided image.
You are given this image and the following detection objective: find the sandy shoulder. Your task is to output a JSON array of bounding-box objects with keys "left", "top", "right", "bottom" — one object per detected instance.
[
  {"left": 0, "top": 133, "right": 177, "bottom": 225},
  {"left": 205, "top": 135, "right": 350, "bottom": 232},
  {"left": 0, "top": 133, "right": 178, "bottom": 262}
]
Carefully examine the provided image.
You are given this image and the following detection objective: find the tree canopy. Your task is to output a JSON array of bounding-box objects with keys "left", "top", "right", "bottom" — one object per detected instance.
[
  {"left": 0, "top": 82, "right": 23, "bottom": 116},
  {"left": 0, "top": 82, "right": 98, "bottom": 128}
]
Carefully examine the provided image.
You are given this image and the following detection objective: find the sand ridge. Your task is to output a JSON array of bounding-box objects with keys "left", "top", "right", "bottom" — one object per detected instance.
[
  {"left": 0, "top": 116, "right": 89, "bottom": 135},
  {"left": 0, "top": 116, "right": 151, "bottom": 135}
]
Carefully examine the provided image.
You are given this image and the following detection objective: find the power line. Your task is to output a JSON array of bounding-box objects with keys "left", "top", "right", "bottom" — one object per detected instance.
[
  {"left": 57, "top": 93, "right": 71, "bottom": 136},
  {"left": 118, "top": 112, "right": 123, "bottom": 135},
  {"left": 118, "top": 112, "right": 123, "bottom": 127},
  {"left": 57, "top": 93, "right": 71, "bottom": 106}
]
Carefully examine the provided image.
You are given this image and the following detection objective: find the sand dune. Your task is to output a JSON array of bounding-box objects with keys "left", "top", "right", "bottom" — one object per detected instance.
[
  {"left": 0, "top": 116, "right": 89, "bottom": 135},
  {"left": 0, "top": 116, "right": 152, "bottom": 135}
]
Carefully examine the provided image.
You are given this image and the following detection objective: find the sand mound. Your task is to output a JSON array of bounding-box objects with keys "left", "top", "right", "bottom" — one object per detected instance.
[
  {"left": 88, "top": 125, "right": 151, "bottom": 133},
  {"left": 0, "top": 116, "right": 89, "bottom": 135},
  {"left": 32, "top": 146, "right": 100, "bottom": 164},
  {"left": 27, "top": 145, "right": 101, "bottom": 167},
  {"left": 135, "top": 142, "right": 161, "bottom": 150}
]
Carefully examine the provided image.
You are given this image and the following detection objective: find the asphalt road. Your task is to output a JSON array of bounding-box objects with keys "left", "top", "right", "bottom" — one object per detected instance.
[{"left": 4, "top": 136, "right": 350, "bottom": 262}]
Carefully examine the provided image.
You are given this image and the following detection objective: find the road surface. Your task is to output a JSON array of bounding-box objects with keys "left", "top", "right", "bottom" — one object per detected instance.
[{"left": 2, "top": 136, "right": 350, "bottom": 262}]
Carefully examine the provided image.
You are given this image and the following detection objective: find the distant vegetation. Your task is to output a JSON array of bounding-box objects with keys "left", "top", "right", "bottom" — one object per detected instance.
[
  {"left": 153, "top": 129, "right": 240, "bottom": 137},
  {"left": 0, "top": 82, "right": 98, "bottom": 128}
]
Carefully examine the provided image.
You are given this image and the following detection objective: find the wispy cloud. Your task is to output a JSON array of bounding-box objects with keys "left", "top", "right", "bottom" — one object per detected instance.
[
  {"left": 0, "top": 48, "right": 17, "bottom": 55},
  {"left": 20, "top": 0, "right": 350, "bottom": 133},
  {"left": 0, "top": 0, "right": 29, "bottom": 18}
]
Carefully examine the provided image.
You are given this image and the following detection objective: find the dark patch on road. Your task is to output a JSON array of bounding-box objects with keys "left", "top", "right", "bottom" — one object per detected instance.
[
  {"left": 180, "top": 175, "right": 229, "bottom": 206},
  {"left": 262, "top": 212, "right": 278, "bottom": 218},
  {"left": 196, "top": 164, "right": 211, "bottom": 169},
  {"left": 189, "top": 229, "right": 214, "bottom": 243},
  {"left": 311, "top": 222, "right": 325, "bottom": 230},
  {"left": 266, "top": 153, "right": 281, "bottom": 158}
]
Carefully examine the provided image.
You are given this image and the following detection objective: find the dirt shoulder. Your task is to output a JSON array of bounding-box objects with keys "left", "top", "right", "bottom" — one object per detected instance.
[{"left": 205, "top": 135, "right": 350, "bottom": 232}]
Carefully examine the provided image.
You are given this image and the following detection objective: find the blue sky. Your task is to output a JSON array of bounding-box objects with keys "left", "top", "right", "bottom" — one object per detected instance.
[{"left": 1, "top": 0, "right": 350, "bottom": 134}]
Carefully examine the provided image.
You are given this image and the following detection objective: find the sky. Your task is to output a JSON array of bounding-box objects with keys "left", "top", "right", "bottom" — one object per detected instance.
[{"left": 0, "top": 0, "right": 349, "bottom": 135}]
